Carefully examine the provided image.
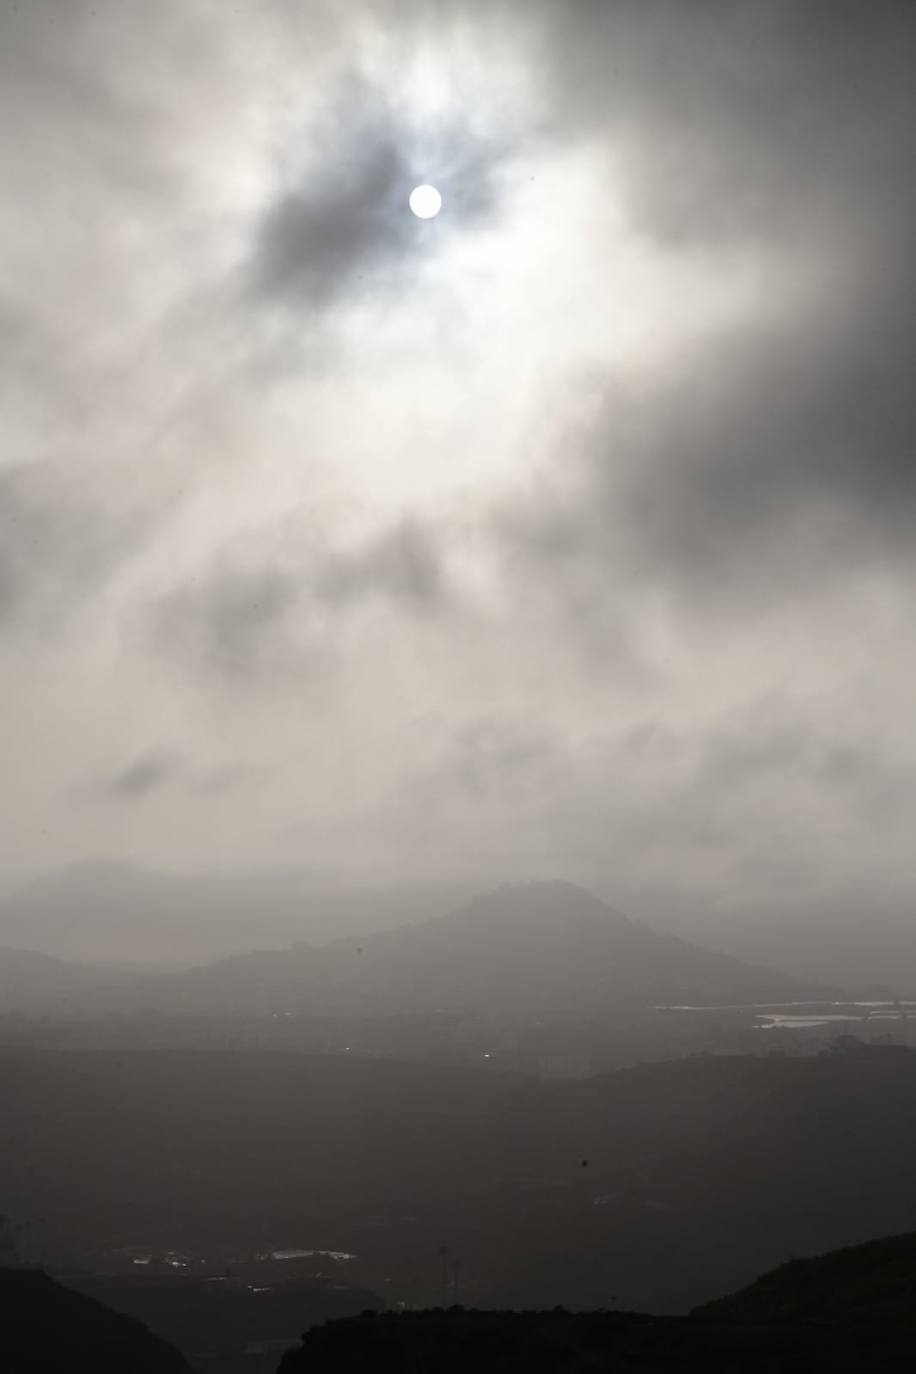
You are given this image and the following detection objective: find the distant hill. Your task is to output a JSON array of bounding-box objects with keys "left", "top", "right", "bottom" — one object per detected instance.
[
  {"left": 0, "top": 947, "right": 149, "bottom": 1016},
  {"left": 0, "top": 1267, "right": 191, "bottom": 1373},
  {"left": 160, "top": 880, "right": 820, "bottom": 1019}
]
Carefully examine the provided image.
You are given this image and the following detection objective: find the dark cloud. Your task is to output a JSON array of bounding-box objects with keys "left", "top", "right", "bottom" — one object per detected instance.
[
  {"left": 154, "top": 518, "right": 450, "bottom": 678},
  {"left": 506, "top": 253, "right": 916, "bottom": 615},
  {"left": 103, "top": 750, "right": 180, "bottom": 801},
  {"left": 249, "top": 128, "right": 413, "bottom": 308},
  {"left": 480, "top": 2, "right": 916, "bottom": 617},
  {"left": 536, "top": 0, "right": 916, "bottom": 248},
  {"left": 245, "top": 77, "right": 506, "bottom": 312},
  {"left": 155, "top": 566, "right": 301, "bottom": 680},
  {"left": 623, "top": 302, "right": 916, "bottom": 597},
  {"left": 317, "top": 520, "right": 448, "bottom": 611}
]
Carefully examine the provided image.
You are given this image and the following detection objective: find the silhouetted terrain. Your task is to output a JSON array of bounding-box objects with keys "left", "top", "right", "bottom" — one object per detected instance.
[
  {"left": 0, "top": 1267, "right": 191, "bottom": 1373},
  {"left": 279, "top": 1309, "right": 916, "bottom": 1373},
  {"left": 278, "top": 1232, "right": 916, "bottom": 1372},
  {"left": 4, "top": 1043, "right": 916, "bottom": 1312},
  {"left": 8, "top": 1232, "right": 916, "bottom": 1372},
  {"left": 697, "top": 1229, "right": 916, "bottom": 1328}
]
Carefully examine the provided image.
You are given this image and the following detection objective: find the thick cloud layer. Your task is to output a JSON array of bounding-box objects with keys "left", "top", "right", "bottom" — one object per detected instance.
[{"left": 2, "top": 0, "right": 916, "bottom": 936}]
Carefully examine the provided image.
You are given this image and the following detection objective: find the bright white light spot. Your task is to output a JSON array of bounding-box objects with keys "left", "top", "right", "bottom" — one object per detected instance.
[{"left": 409, "top": 185, "right": 442, "bottom": 219}]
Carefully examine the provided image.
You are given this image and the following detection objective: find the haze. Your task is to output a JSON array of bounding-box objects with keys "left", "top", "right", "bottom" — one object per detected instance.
[
  {"left": 1, "top": 0, "right": 913, "bottom": 970},
  {"left": 4, "top": 8, "right": 916, "bottom": 1367}
]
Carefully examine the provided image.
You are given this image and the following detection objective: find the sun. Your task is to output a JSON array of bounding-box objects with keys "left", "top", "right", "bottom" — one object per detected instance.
[{"left": 409, "top": 184, "right": 442, "bottom": 219}]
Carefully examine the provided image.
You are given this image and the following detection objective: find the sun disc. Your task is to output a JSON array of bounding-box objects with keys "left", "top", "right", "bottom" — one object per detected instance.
[{"left": 409, "top": 184, "right": 442, "bottom": 219}]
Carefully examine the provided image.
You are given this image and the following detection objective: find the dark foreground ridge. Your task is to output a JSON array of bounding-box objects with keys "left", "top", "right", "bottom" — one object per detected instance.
[
  {"left": 279, "top": 1309, "right": 916, "bottom": 1373},
  {"left": 279, "top": 1231, "right": 916, "bottom": 1373},
  {"left": 696, "top": 1228, "right": 916, "bottom": 1328},
  {"left": 4, "top": 1231, "right": 916, "bottom": 1370},
  {"left": 0, "top": 1267, "right": 191, "bottom": 1373}
]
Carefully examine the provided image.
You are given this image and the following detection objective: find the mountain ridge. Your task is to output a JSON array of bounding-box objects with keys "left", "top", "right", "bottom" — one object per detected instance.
[{"left": 171, "top": 879, "right": 826, "bottom": 1018}]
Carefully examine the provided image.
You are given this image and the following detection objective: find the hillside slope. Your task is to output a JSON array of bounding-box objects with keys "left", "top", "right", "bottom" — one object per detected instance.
[
  {"left": 0, "top": 1267, "right": 191, "bottom": 1373},
  {"left": 696, "top": 1229, "right": 916, "bottom": 1327}
]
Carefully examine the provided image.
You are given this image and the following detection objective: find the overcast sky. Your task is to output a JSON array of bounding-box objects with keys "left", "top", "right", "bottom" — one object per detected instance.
[{"left": 2, "top": 0, "right": 915, "bottom": 929}]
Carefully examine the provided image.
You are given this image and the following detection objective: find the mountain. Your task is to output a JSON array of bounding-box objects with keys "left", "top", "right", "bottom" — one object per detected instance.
[
  {"left": 0, "top": 1267, "right": 191, "bottom": 1373},
  {"left": 164, "top": 880, "right": 823, "bottom": 1019},
  {"left": 0, "top": 877, "right": 829, "bottom": 1029}
]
